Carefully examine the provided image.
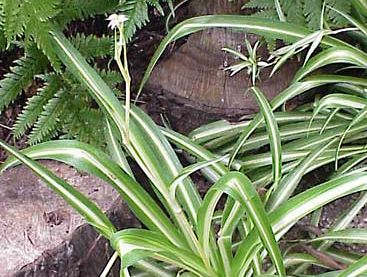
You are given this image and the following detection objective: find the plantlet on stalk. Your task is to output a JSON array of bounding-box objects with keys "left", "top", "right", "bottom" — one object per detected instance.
[{"left": 222, "top": 38, "right": 272, "bottom": 86}]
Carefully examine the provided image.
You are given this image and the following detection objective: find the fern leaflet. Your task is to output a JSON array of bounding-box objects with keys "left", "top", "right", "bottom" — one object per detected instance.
[
  {"left": 28, "top": 88, "right": 67, "bottom": 144},
  {"left": 13, "top": 74, "right": 61, "bottom": 138},
  {"left": 0, "top": 50, "right": 48, "bottom": 112}
]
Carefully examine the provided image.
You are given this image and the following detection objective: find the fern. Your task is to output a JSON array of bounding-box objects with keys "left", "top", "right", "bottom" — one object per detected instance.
[
  {"left": 28, "top": 88, "right": 68, "bottom": 144},
  {"left": 119, "top": 0, "right": 150, "bottom": 40},
  {"left": 244, "top": 0, "right": 353, "bottom": 30},
  {"left": 1, "top": 0, "right": 62, "bottom": 68},
  {"left": 2, "top": 0, "right": 25, "bottom": 42},
  {"left": 0, "top": 31, "right": 5, "bottom": 50},
  {"left": 0, "top": 0, "right": 5, "bottom": 50},
  {"left": 99, "top": 68, "right": 123, "bottom": 90},
  {"left": 327, "top": 0, "right": 352, "bottom": 26},
  {"left": 252, "top": 9, "right": 278, "bottom": 20},
  {"left": 70, "top": 34, "right": 113, "bottom": 60},
  {"left": 27, "top": 17, "right": 61, "bottom": 69},
  {"left": 0, "top": 49, "right": 48, "bottom": 112},
  {"left": 244, "top": 0, "right": 276, "bottom": 9},
  {"left": 303, "top": 0, "right": 322, "bottom": 30},
  {"left": 12, "top": 67, "right": 122, "bottom": 146},
  {"left": 118, "top": 0, "right": 173, "bottom": 40},
  {"left": 56, "top": 0, "right": 119, "bottom": 25},
  {"left": 0, "top": 0, "right": 171, "bottom": 148},
  {"left": 61, "top": 107, "right": 106, "bottom": 147},
  {"left": 13, "top": 74, "right": 61, "bottom": 138},
  {"left": 282, "top": 0, "right": 306, "bottom": 27}
]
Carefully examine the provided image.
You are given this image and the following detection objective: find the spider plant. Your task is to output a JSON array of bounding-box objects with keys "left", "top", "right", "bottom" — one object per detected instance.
[
  {"left": 140, "top": 7, "right": 367, "bottom": 277},
  {"left": 1, "top": 11, "right": 367, "bottom": 277}
]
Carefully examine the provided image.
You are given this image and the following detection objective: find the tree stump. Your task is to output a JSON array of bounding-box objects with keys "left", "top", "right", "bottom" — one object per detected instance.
[
  {"left": 0, "top": 161, "right": 140, "bottom": 276},
  {"left": 146, "top": 0, "right": 301, "bottom": 117}
]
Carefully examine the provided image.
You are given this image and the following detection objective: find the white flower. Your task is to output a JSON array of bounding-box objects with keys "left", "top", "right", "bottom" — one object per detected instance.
[{"left": 107, "top": 13, "right": 128, "bottom": 30}]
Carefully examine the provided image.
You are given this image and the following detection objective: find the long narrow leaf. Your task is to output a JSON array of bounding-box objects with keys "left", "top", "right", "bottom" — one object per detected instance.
[
  {"left": 267, "top": 138, "right": 336, "bottom": 211},
  {"left": 111, "top": 229, "right": 208, "bottom": 276},
  {"left": 229, "top": 75, "right": 367, "bottom": 166},
  {"left": 198, "top": 172, "right": 286, "bottom": 277},
  {"left": 1, "top": 140, "right": 184, "bottom": 247},
  {"left": 295, "top": 47, "right": 367, "bottom": 81},
  {"left": 251, "top": 87, "right": 282, "bottom": 190},
  {"left": 138, "top": 16, "right": 348, "bottom": 98},
  {"left": 337, "top": 256, "right": 367, "bottom": 277},
  {"left": 232, "top": 172, "right": 367, "bottom": 276},
  {"left": 0, "top": 140, "right": 116, "bottom": 238},
  {"left": 311, "top": 229, "right": 367, "bottom": 244},
  {"left": 49, "top": 28, "right": 203, "bottom": 254}
]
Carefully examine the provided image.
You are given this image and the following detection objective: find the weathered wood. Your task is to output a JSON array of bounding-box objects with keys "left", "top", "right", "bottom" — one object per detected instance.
[
  {"left": 147, "top": 0, "right": 301, "bottom": 116},
  {"left": 0, "top": 161, "right": 139, "bottom": 276}
]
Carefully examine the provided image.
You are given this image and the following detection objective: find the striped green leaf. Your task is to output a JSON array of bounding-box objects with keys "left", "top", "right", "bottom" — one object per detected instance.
[
  {"left": 337, "top": 256, "right": 367, "bottom": 277},
  {"left": 294, "top": 47, "right": 367, "bottom": 81},
  {"left": 0, "top": 140, "right": 116, "bottom": 239},
  {"left": 1, "top": 140, "right": 184, "bottom": 247},
  {"left": 138, "top": 15, "right": 348, "bottom": 98},
  {"left": 232, "top": 172, "right": 367, "bottom": 276},
  {"left": 250, "top": 87, "right": 282, "bottom": 192},
  {"left": 311, "top": 229, "right": 367, "bottom": 244},
  {"left": 198, "top": 172, "right": 286, "bottom": 277}
]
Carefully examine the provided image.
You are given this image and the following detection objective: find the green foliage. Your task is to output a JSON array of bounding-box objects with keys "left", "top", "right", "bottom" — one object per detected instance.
[
  {"left": 2, "top": 22, "right": 367, "bottom": 276},
  {"left": 56, "top": 0, "right": 119, "bottom": 24},
  {"left": 8, "top": 34, "right": 120, "bottom": 147},
  {"left": 12, "top": 65, "right": 121, "bottom": 146},
  {"left": 119, "top": 0, "right": 173, "bottom": 40},
  {"left": 244, "top": 0, "right": 352, "bottom": 30},
  {"left": 0, "top": 0, "right": 171, "bottom": 147},
  {"left": 0, "top": 47, "right": 48, "bottom": 111}
]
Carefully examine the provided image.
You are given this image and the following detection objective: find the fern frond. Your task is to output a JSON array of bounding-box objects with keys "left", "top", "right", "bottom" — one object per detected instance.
[
  {"left": 2, "top": 0, "right": 25, "bottom": 42},
  {"left": 26, "top": 17, "right": 61, "bottom": 70},
  {"left": 57, "top": 0, "right": 119, "bottom": 25},
  {"left": 246, "top": 0, "right": 353, "bottom": 30},
  {"left": 244, "top": 0, "right": 275, "bottom": 10},
  {"left": 98, "top": 68, "right": 122, "bottom": 89},
  {"left": 28, "top": 88, "right": 67, "bottom": 144},
  {"left": 326, "top": 0, "right": 352, "bottom": 26},
  {"left": 147, "top": 0, "right": 162, "bottom": 15},
  {"left": 119, "top": 0, "right": 149, "bottom": 40},
  {"left": 26, "top": 0, "right": 61, "bottom": 21},
  {"left": 70, "top": 34, "right": 113, "bottom": 60},
  {"left": 0, "top": 31, "right": 5, "bottom": 50},
  {"left": 281, "top": 0, "right": 306, "bottom": 27},
  {"left": 13, "top": 74, "right": 61, "bottom": 138},
  {"left": 61, "top": 107, "right": 105, "bottom": 147},
  {"left": 303, "top": 0, "right": 322, "bottom": 30},
  {"left": 251, "top": 9, "right": 278, "bottom": 20},
  {"left": 0, "top": 51, "right": 47, "bottom": 112},
  {"left": 0, "top": 0, "right": 6, "bottom": 50}
]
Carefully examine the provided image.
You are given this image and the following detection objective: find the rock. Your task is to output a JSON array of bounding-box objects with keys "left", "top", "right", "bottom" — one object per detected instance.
[{"left": 0, "top": 161, "right": 140, "bottom": 276}]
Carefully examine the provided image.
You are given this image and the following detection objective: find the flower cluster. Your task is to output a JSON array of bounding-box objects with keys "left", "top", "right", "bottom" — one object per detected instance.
[{"left": 107, "top": 14, "right": 128, "bottom": 30}]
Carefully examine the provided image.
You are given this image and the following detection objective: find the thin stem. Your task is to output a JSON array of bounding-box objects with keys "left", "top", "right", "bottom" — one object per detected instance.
[
  {"left": 274, "top": 0, "right": 286, "bottom": 22},
  {"left": 100, "top": 251, "right": 119, "bottom": 277},
  {"left": 114, "top": 30, "right": 131, "bottom": 145},
  {"left": 171, "top": 201, "right": 216, "bottom": 276}
]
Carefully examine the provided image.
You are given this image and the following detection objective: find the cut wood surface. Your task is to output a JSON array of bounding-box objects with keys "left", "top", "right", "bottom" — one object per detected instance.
[{"left": 147, "top": 0, "right": 301, "bottom": 116}]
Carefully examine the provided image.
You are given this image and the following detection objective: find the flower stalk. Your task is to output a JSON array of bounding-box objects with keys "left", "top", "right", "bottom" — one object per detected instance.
[{"left": 108, "top": 14, "right": 131, "bottom": 145}]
